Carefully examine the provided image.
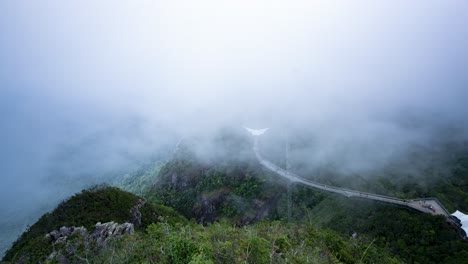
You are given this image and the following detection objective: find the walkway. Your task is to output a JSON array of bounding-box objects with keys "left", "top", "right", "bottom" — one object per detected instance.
[{"left": 253, "top": 139, "right": 450, "bottom": 217}]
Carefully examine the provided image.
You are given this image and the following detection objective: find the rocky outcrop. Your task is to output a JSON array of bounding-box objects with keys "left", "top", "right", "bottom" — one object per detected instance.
[
  {"left": 129, "top": 198, "right": 146, "bottom": 228},
  {"left": 45, "top": 226, "right": 88, "bottom": 244},
  {"left": 45, "top": 226, "right": 89, "bottom": 262},
  {"left": 46, "top": 222, "right": 134, "bottom": 246},
  {"left": 45, "top": 222, "right": 134, "bottom": 262},
  {"left": 89, "top": 222, "right": 134, "bottom": 246}
]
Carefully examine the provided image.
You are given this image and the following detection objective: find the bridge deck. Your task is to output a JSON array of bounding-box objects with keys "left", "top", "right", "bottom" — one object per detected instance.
[{"left": 253, "top": 139, "right": 450, "bottom": 217}]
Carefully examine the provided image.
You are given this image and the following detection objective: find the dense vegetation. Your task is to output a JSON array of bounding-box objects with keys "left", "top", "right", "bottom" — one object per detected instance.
[
  {"left": 38, "top": 220, "right": 400, "bottom": 263},
  {"left": 140, "top": 139, "right": 468, "bottom": 263},
  {"left": 2, "top": 186, "right": 401, "bottom": 264},
  {"left": 2, "top": 186, "right": 184, "bottom": 263},
  {"left": 306, "top": 194, "right": 468, "bottom": 263},
  {"left": 3, "top": 135, "right": 468, "bottom": 263}
]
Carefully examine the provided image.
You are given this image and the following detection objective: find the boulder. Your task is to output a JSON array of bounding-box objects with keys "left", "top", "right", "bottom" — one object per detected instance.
[{"left": 45, "top": 221, "right": 135, "bottom": 262}]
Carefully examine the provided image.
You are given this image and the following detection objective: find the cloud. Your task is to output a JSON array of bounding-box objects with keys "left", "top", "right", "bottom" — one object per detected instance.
[{"left": 1, "top": 0, "right": 468, "bottom": 256}]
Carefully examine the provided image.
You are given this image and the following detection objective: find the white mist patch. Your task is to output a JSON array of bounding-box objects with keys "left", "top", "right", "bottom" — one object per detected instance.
[
  {"left": 1, "top": 0, "right": 468, "bottom": 257},
  {"left": 244, "top": 127, "right": 269, "bottom": 136}
]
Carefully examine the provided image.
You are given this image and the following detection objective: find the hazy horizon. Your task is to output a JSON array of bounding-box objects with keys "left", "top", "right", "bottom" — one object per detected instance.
[{"left": 1, "top": 0, "right": 468, "bottom": 255}]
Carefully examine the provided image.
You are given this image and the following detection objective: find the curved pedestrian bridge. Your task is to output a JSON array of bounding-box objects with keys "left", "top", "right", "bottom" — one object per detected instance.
[{"left": 253, "top": 139, "right": 450, "bottom": 217}]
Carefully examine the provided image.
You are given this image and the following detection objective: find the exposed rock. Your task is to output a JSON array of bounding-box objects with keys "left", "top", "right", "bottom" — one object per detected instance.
[
  {"left": 89, "top": 221, "right": 134, "bottom": 246},
  {"left": 74, "top": 227, "right": 88, "bottom": 237},
  {"left": 45, "top": 222, "right": 134, "bottom": 262},
  {"left": 45, "top": 227, "right": 88, "bottom": 262},
  {"left": 55, "top": 236, "right": 68, "bottom": 245},
  {"left": 46, "top": 227, "right": 87, "bottom": 245},
  {"left": 60, "top": 226, "right": 72, "bottom": 237},
  {"left": 45, "top": 230, "right": 61, "bottom": 241},
  {"left": 130, "top": 198, "right": 146, "bottom": 228}
]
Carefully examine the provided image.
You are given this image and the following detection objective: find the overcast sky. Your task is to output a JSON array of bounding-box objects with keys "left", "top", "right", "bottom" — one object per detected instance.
[{"left": 1, "top": 0, "right": 468, "bottom": 252}]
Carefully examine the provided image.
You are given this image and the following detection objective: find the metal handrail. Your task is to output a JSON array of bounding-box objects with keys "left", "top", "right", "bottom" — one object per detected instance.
[
  {"left": 254, "top": 139, "right": 451, "bottom": 216},
  {"left": 252, "top": 136, "right": 468, "bottom": 240}
]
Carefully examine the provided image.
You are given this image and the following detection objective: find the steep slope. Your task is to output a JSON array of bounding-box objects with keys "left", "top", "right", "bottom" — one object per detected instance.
[
  {"left": 2, "top": 186, "right": 403, "bottom": 264},
  {"left": 5, "top": 133, "right": 468, "bottom": 263},
  {"left": 2, "top": 186, "right": 184, "bottom": 263},
  {"left": 143, "top": 135, "right": 468, "bottom": 263}
]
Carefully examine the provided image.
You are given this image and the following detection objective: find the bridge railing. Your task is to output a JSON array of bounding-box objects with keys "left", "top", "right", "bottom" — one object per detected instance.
[
  {"left": 256, "top": 147, "right": 460, "bottom": 217},
  {"left": 254, "top": 139, "right": 467, "bottom": 239},
  {"left": 256, "top": 150, "right": 409, "bottom": 203},
  {"left": 414, "top": 197, "right": 452, "bottom": 216}
]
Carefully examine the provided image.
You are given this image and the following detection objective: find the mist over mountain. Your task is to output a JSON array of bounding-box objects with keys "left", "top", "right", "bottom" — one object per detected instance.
[{"left": 1, "top": 0, "right": 468, "bottom": 259}]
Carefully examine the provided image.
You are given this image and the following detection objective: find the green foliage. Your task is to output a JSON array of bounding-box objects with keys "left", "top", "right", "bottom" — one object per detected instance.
[
  {"left": 142, "top": 140, "right": 468, "bottom": 263},
  {"left": 4, "top": 210, "right": 402, "bottom": 263},
  {"left": 3, "top": 185, "right": 137, "bottom": 262},
  {"left": 131, "top": 220, "right": 399, "bottom": 264},
  {"left": 6, "top": 139, "right": 468, "bottom": 263},
  {"left": 305, "top": 195, "right": 468, "bottom": 264},
  {"left": 140, "top": 202, "right": 188, "bottom": 227},
  {"left": 2, "top": 185, "right": 186, "bottom": 263},
  {"left": 114, "top": 161, "right": 164, "bottom": 195},
  {"left": 429, "top": 154, "right": 468, "bottom": 213},
  {"left": 233, "top": 174, "right": 262, "bottom": 198},
  {"left": 149, "top": 154, "right": 285, "bottom": 224}
]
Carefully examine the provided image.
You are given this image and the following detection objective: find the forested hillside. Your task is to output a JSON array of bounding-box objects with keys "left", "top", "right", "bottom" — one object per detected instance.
[
  {"left": 2, "top": 186, "right": 401, "bottom": 264},
  {"left": 3, "top": 137, "right": 468, "bottom": 263}
]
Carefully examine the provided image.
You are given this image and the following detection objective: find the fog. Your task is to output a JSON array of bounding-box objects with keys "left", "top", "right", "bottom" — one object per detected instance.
[{"left": 1, "top": 0, "right": 468, "bottom": 255}]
